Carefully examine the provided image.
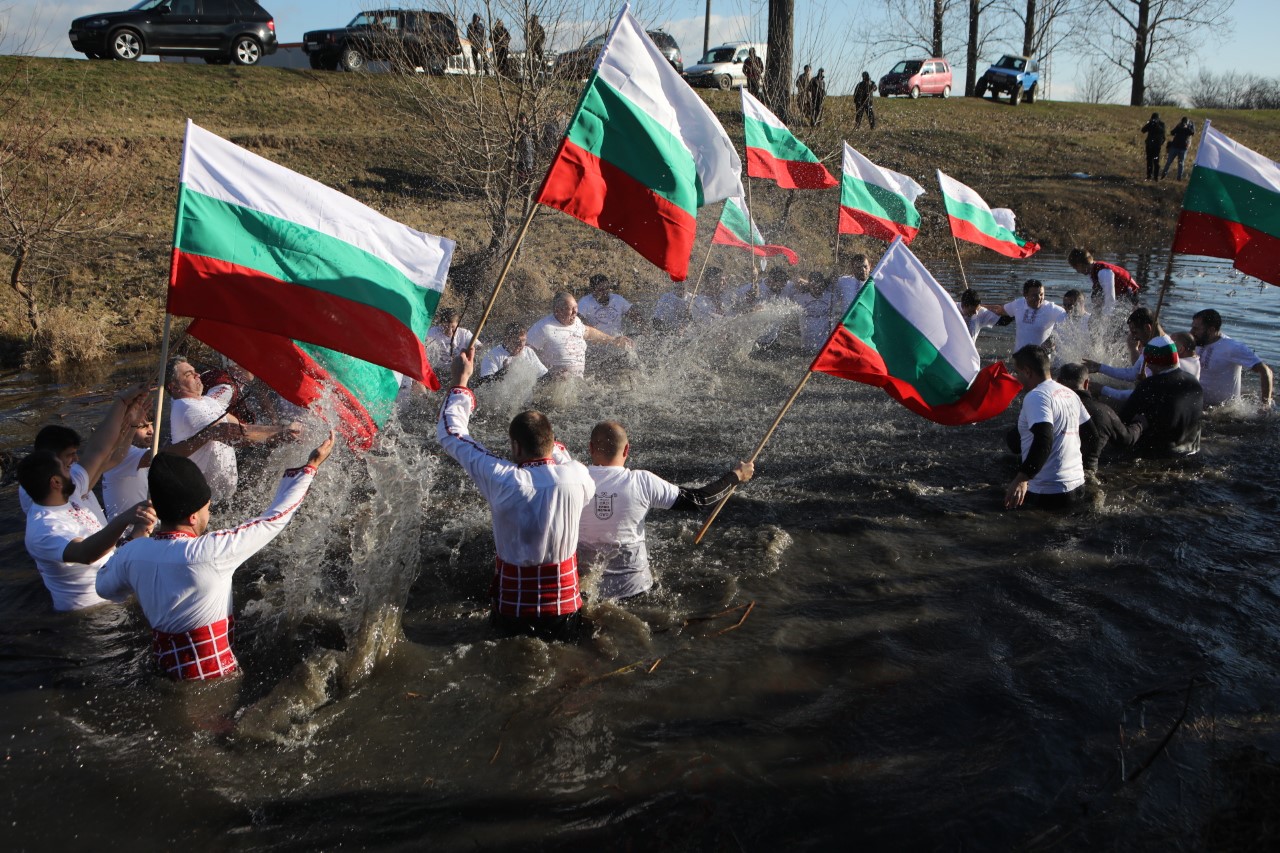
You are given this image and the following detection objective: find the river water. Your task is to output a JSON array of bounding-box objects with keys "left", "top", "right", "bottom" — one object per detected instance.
[{"left": 3, "top": 253, "right": 1279, "bottom": 850}]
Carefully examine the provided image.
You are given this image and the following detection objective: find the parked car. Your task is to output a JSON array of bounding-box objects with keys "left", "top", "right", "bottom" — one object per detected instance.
[
  {"left": 68, "top": 0, "right": 277, "bottom": 65},
  {"left": 555, "top": 28, "right": 682, "bottom": 79},
  {"left": 879, "top": 57, "right": 953, "bottom": 98},
  {"left": 682, "top": 42, "right": 765, "bottom": 90},
  {"left": 975, "top": 54, "right": 1040, "bottom": 105},
  {"left": 303, "top": 9, "right": 460, "bottom": 73}
]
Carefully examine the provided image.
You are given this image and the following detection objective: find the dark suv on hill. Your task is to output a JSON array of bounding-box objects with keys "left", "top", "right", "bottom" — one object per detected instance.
[
  {"left": 303, "top": 9, "right": 461, "bottom": 73},
  {"left": 68, "top": 0, "right": 277, "bottom": 65}
]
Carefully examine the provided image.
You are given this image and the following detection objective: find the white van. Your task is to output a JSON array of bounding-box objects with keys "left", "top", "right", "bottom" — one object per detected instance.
[{"left": 682, "top": 42, "right": 766, "bottom": 90}]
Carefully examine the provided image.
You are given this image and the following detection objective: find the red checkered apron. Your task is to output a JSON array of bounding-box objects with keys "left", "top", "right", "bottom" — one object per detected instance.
[
  {"left": 492, "top": 555, "right": 581, "bottom": 618},
  {"left": 152, "top": 616, "right": 237, "bottom": 681}
]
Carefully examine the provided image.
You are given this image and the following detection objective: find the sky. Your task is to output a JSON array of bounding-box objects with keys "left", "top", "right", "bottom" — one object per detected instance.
[{"left": 5, "top": 0, "right": 1279, "bottom": 100}]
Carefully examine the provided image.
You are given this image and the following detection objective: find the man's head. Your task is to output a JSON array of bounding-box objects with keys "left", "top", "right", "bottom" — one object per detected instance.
[
  {"left": 167, "top": 356, "right": 203, "bottom": 400},
  {"left": 436, "top": 307, "right": 459, "bottom": 335},
  {"left": 806, "top": 271, "right": 829, "bottom": 297},
  {"left": 959, "top": 289, "right": 981, "bottom": 317},
  {"left": 1190, "top": 308, "right": 1222, "bottom": 346},
  {"left": 502, "top": 322, "right": 528, "bottom": 356},
  {"left": 17, "top": 450, "right": 73, "bottom": 504},
  {"left": 1067, "top": 247, "right": 1092, "bottom": 275},
  {"left": 851, "top": 253, "right": 871, "bottom": 282},
  {"left": 765, "top": 266, "right": 789, "bottom": 294},
  {"left": 1062, "top": 289, "right": 1084, "bottom": 315},
  {"left": 588, "top": 272, "right": 611, "bottom": 301},
  {"left": 748, "top": 48, "right": 756, "bottom": 57},
  {"left": 33, "top": 425, "right": 81, "bottom": 471},
  {"left": 1056, "top": 362, "right": 1089, "bottom": 391},
  {"left": 817, "top": 68, "right": 825, "bottom": 77},
  {"left": 862, "top": 71, "right": 871, "bottom": 81},
  {"left": 149, "top": 453, "right": 212, "bottom": 531},
  {"left": 1143, "top": 335, "right": 1179, "bottom": 371},
  {"left": 1011, "top": 345, "right": 1051, "bottom": 389},
  {"left": 588, "top": 420, "right": 629, "bottom": 466},
  {"left": 1171, "top": 331, "right": 1197, "bottom": 359},
  {"left": 1150, "top": 112, "right": 1160, "bottom": 121},
  {"left": 804, "top": 64, "right": 811, "bottom": 72},
  {"left": 1127, "top": 306, "right": 1160, "bottom": 342},
  {"left": 1022, "top": 279, "right": 1046, "bottom": 309},
  {"left": 509, "top": 410, "right": 555, "bottom": 462},
  {"left": 552, "top": 291, "right": 578, "bottom": 325}
]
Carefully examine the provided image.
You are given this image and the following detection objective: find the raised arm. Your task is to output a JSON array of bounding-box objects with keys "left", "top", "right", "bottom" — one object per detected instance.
[
  {"left": 435, "top": 351, "right": 516, "bottom": 501},
  {"left": 79, "top": 384, "right": 149, "bottom": 488},
  {"left": 62, "top": 501, "right": 156, "bottom": 566}
]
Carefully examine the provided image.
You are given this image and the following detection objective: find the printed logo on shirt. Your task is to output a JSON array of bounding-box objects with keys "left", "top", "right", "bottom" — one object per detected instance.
[
  {"left": 1022, "top": 307, "right": 1040, "bottom": 324},
  {"left": 594, "top": 493, "right": 616, "bottom": 520}
]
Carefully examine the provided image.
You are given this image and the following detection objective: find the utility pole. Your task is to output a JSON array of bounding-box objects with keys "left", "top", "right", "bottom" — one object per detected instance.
[{"left": 703, "top": 0, "right": 711, "bottom": 58}]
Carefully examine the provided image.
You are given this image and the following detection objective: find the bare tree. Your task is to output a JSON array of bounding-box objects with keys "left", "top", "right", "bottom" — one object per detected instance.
[
  {"left": 764, "top": 0, "right": 795, "bottom": 119},
  {"left": 963, "top": 0, "right": 1002, "bottom": 96},
  {"left": 1078, "top": 63, "right": 1123, "bottom": 103},
  {"left": 1094, "top": 0, "right": 1233, "bottom": 106},
  {"left": 864, "top": 0, "right": 967, "bottom": 63}
]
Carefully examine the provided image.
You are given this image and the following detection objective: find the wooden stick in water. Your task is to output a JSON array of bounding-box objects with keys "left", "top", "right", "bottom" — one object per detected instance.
[
  {"left": 1153, "top": 251, "right": 1177, "bottom": 324},
  {"left": 151, "top": 313, "right": 173, "bottom": 458}
]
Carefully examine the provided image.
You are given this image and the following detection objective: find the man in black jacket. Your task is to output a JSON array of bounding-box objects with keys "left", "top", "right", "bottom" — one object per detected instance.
[
  {"left": 1141, "top": 112, "right": 1166, "bottom": 180},
  {"left": 1118, "top": 336, "right": 1203, "bottom": 458},
  {"left": 1056, "top": 363, "right": 1142, "bottom": 470}
]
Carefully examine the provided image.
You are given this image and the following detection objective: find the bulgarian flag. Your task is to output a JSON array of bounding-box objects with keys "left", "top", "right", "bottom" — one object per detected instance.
[
  {"left": 536, "top": 4, "right": 742, "bottom": 281},
  {"left": 1172, "top": 122, "right": 1280, "bottom": 287},
  {"left": 839, "top": 143, "right": 925, "bottom": 244},
  {"left": 810, "top": 238, "right": 1021, "bottom": 425},
  {"left": 937, "top": 170, "right": 1040, "bottom": 259},
  {"left": 741, "top": 88, "right": 837, "bottom": 190},
  {"left": 712, "top": 195, "right": 799, "bottom": 264},
  {"left": 169, "top": 122, "right": 454, "bottom": 449}
]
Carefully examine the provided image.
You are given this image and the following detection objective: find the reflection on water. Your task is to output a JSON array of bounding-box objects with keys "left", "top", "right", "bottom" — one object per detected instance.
[{"left": 1, "top": 254, "right": 1279, "bottom": 849}]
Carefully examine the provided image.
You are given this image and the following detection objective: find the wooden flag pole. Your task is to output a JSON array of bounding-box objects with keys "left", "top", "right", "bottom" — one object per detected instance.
[
  {"left": 746, "top": 177, "right": 760, "bottom": 290},
  {"left": 469, "top": 201, "right": 540, "bottom": 349},
  {"left": 951, "top": 234, "right": 971, "bottom": 292},
  {"left": 151, "top": 313, "right": 173, "bottom": 458},
  {"left": 1153, "top": 251, "right": 1178, "bottom": 324},
  {"left": 694, "top": 369, "right": 815, "bottom": 544},
  {"left": 688, "top": 239, "right": 716, "bottom": 298}
]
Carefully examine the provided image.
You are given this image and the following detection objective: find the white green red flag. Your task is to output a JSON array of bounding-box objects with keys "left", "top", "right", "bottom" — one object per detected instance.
[
  {"left": 536, "top": 4, "right": 742, "bottom": 281},
  {"left": 1172, "top": 122, "right": 1280, "bottom": 287},
  {"left": 936, "top": 170, "right": 1040, "bottom": 259},
  {"left": 839, "top": 143, "right": 925, "bottom": 244},
  {"left": 712, "top": 195, "right": 798, "bottom": 264},
  {"left": 169, "top": 121, "right": 454, "bottom": 450},
  {"left": 810, "top": 238, "right": 1021, "bottom": 425},
  {"left": 741, "top": 88, "right": 837, "bottom": 190}
]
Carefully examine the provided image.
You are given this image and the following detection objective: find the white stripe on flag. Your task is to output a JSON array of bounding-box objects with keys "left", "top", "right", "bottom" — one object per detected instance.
[
  {"left": 842, "top": 143, "right": 925, "bottom": 202},
  {"left": 1194, "top": 122, "right": 1280, "bottom": 193},
  {"left": 741, "top": 88, "right": 786, "bottom": 130},
  {"left": 937, "top": 170, "right": 994, "bottom": 212}
]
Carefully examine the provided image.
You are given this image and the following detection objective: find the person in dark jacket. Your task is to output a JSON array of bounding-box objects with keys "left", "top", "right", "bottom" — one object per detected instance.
[
  {"left": 491, "top": 18, "right": 510, "bottom": 76},
  {"left": 467, "top": 14, "right": 488, "bottom": 75},
  {"left": 743, "top": 48, "right": 764, "bottom": 98},
  {"left": 854, "top": 71, "right": 877, "bottom": 130},
  {"left": 1118, "top": 336, "right": 1203, "bottom": 458},
  {"left": 1162, "top": 117, "right": 1196, "bottom": 180},
  {"left": 1056, "top": 363, "right": 1142, "bottom": 470},
  {"left": 1141, "top": 112, "right": 1166, "bottom": 180},
  {"left": 808, "top": 68, "right": 827, "bottom": 127},
  {"left": 795, "top": 64, "right": 812, "bottom": 118}
]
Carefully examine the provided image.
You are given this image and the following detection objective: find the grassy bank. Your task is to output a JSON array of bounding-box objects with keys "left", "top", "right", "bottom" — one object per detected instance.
[{"left": 1, "top": 55, "right": 1277, "bottom": 364}]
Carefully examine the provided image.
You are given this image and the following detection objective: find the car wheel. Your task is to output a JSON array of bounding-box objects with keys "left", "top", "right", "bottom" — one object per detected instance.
[
  {"left": 974, "top": 80, "right": 987, "bottom": 98},
  {"left": 940, "top": 84, "right": 951, "bottom": 98},
  {"left": 1025, "top": 84, "right": 1037, "bottom": 104},
  {"left": 717, "top": 74, "right": 732, "bottom": 91},
  {"left": 340, "top": 46, "right": 365, "bottom": 72},
  {"left": 232, "top": 36, "right": 261, "bottom": 66},
  {"left": 910, "top": 85, "right": 920, "bottom": 99},
  {"left": 110, "top": 29, "right": 143, "bottom": 61},
  {"left": 1010, "top": 84, "right": 1023, "bottom": 106}
]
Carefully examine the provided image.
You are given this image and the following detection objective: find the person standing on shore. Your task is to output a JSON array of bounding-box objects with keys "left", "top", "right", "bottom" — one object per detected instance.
[
  {"left": 853, "top": 71, "right": 877, "bottom": 130},
  {"left": 743, "top": 48, "right": 763, "bottom": 98},
  {"left": 1162, "top": 117, "right": 1195, "bottom": 180},
  {"left": 1141, "top": 113, "right": 1166, "bottom": 180},
  {"left": 466, "top": 14, "right": 487, "bottom": 74},
  {"left": 808, "top": 69, "right": 827, "bottom": 127},
  {"left": 491, "top": 18, "right": 510, "bottom": 76},
  {"left": 794, "top": 64, "right": 812, "bottom": 119}
]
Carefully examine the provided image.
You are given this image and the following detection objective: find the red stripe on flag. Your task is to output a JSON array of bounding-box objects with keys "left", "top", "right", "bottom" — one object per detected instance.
[
  {"left": 838, "top": 206, "right": 920, "bottom": 245},
  {"left": 188, "top": 319, "right": 379, "bottom": 451},
  {"left": 536, "top": 138, "right": 698, "bottom": 281},
  {"left": 948, "top": 215, "right": 1040, "bottom": 259},
  {"left": 712, "top": 223, "right": 799, "bottom": 264},
  {"left": 1172, "top": 209, "right": 1280, "bottom": 288},
  {"left": 809, "top": 326, "right": 1021, "bottom": 425},
  {"left": 168, "top": 251, "right": 434, "bottom": 383},
  {"left": 745, "top": 147, "right": 838, "bottom": 190}
]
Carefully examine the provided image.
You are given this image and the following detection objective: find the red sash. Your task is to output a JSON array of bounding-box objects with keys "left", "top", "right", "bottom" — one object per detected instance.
[
  {"left": 492, "top": 556, "right": 581, "bottom": 618},
  {"left": 152, "top": 616, "right": 237, "bottom": 681}
]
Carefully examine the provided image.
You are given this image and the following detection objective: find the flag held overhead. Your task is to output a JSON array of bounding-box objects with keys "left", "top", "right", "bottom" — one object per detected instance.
[
  {"left": 937, "top": 170, "right": 1040, "bottom": 259},
  {"left": 838, "top": 143, "right": 925, "bottom": 244},
  {"left": 741, "top": 88, "right": 837, "bottom": 190}
]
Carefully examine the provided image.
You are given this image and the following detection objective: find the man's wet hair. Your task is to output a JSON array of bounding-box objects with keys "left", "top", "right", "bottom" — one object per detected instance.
[
  {"left": 851, "top": 253, "right": 869, "bottom": 267},
  {"left": 588, "top": 273, "right": 610, "bottom": 290},
  {"left": 166, "top": 355, "right": 192, "bottom": 388},
  {"left": 1192, "top": 308, "right": 1222, "bottom": 331},
  {"left": 1067, "top": 247, "right": 1092, "bottom": 267},
  {"left": 552, "top": 290, "right": 575, "bottom": 310},
  {"left": 589, "top": 421, "right": 627, "bottom": 457},
  {"left": 1127, "top": 306, "right": 1157, "bottom": 330},
  {"left": 437, "top": 307, "right": 459, "bottom": 325},
  {"left": 502, "top": 322, "right": 527, "bottom": 340},
  {"left": 1063, "top": 288, "right": 1083, "bottom": 302},
  {"left": 17, "top": 451, "right": 63, "bottom": 502},
  {"left": 1171, "top": 331, "right": 1197, "bottom": 357},
  {"left": 1057, "top": 363, "right": 1089, "bottom": 389},
  {"left": 1022, "top": 278, "right": 1045, "bottom": 295},
  {"left": 960, "top": 289, "right": 981, "bottom": 308},
  {"left": 1012, "top": 344, "right": 1051, "bottom": 377},
  {"left": 33, "top": 425, "right": 81, "bottom": 454},
  {"left": 509, "top": 410, "right": 554, "bottom": 458}
]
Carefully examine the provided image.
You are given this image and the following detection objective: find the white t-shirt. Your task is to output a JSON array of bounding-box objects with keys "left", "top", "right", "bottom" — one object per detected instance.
[
  {"left": 1003, "top": 298, "right": 1068, "bottom": 351},
  {"left": 793, "top": 290, "right": 835, "bottom": 352},
  {"left": 169, "top": 384, "right": 237, "bottom": 504},
  {"left": 691, "top": 293, "right": 728, "bottom": 325},
  {"left": 24, "top": 489, "right": 112, "bottom": 611},
  {"left": 19, "top": 461, "right": 106, "bottom": 526},
  {"left": 527, "top": 315, "right": 588, "bottom": 377},
  {"left": 835, "top": 275, "right": 865, "bottom": 316},
  {"left": 101, "top": 445, "right": 149, "bottom": 520},
  {"left": 964, "top": 306, "right": 1000, "bottom": 342},
  {"left": 652, "top": 291, "right": 692, "bottom": 329},
  {"left": 480, "top": 344, "right": 549, "bottom": 379},
  {"left": 578, "top": 293, "right": 633, "bottom": 336},
  {"left": 1018, "top": 379, "right": 1090, "bottom": 495},
  {"left": 578, "top": 466, "right": 680, "bottom": 600},
  {"left": 426, "top": 326, "right": 474, "bottom": 377},
  {"left": 1197, "top": 335, "right": 1261, "bottom": 406},
  {"left": 1179, "top": 354, "right": 1201, "bottom": 380}
]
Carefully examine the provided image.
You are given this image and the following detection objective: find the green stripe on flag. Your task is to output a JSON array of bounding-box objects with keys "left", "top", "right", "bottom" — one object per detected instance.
[
  {"left": 841, "top": 178, "right": 921, "bottom": 229},
  {"left": 297, "top": 342, "right": 403, "bottom": 426},
  {"left": 743, "top": 116, "right": 822, "bottom": 164},
  {"left": 721, "top": 200, "right": 756, "bottom": 243},
  {"left": 565, "top": 72, "right": 703, "bottom": 215},
  {"left": 176, "top": 187, "right": 439, "bottom": 338},
  {"left": 841, "top": 282, "right": 971, "bottom": 406},
  {"left": 944, "top": 197, "right": 1027, "bottom": 246},
  {"left": 1183, "top": 167, "right": 1280, "bottom": 239}
]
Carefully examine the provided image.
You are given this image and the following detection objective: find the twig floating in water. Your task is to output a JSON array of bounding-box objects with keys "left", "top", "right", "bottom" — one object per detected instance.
[{"left": 715, "top": 601, "right": 756, "bottom": 636}]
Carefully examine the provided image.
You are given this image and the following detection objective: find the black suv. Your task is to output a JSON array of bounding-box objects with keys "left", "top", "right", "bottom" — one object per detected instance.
[
  {"left": 554, "top": 28, "right": 683, "bottom": 79},
  {"left": 68, "top": 0, "right": 277, "bottom": 65},
  {"left": 303, "top": 9, "right": 461, "bottom": 73}
]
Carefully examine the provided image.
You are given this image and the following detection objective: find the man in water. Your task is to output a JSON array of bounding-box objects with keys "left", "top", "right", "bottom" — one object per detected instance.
[
  {"left": 426, "top": 307, "right": 475, "bottom": 379},
  {"left": 436, "top": 351, "right": 595, "bottom": 641},
  {"left": 651, "top": 278, "right": 694, "bottom": 333},
  {"left": 1055, "top": 363, "right": 1142, "bottom": 470},
  {"left": 480, "top": 322, "right": 548, "bottom": 382},
  {"left": 1005, "top": 345, "right": 1096, "bottom": 510},
  {"left": 528, "top": 291, "right": 631, "bottom": 379},
  {"left": 1189, "top": 309, "right": 1273, "bottom": 411},
  {"left": 578, "top": 273, "right": 644, "bottom": 337},
  {"left": 96, "top": 435, "right": 333, "bottom": 680},
  {"left": 835, "top": 253, "right": 873, "bottom": 315},
  {"left": 1082, "top": 307, "right": 1163, "bottom": 403},
  {"left": 959, "top": 289, "right": 1001, "bottom": 344},
  {"left": 579, "top": 421, "right": 753, "bottom": 601},
  {"left": 1067, "top": 247, "right": 1138, "bottom": 314},
  {"left": 987, "top": 279, "right": 1068, "bottom": 354},
  {"left": 1117, "top": 336, "right": 1203, "bottom": 458}
]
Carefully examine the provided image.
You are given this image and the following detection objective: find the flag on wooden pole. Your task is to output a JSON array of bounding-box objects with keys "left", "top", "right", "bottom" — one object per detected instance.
[
  {"left": 838, "top": 143, "right": 925, "bottom": 244},
  {"left": 937, "top": 170, "right": 1040, "bottom": 258},
  {"left": 712, "top": 195, "right": 798, "bottom": 264}
]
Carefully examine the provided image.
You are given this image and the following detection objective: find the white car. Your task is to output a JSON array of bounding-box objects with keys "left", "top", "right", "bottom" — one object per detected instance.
[{"left": 682, "top": 41, "right": 765, "bottom": 90}]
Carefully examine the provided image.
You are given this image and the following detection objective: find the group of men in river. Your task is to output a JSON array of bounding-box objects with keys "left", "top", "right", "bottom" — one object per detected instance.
[{"left": 11, "top": 250, "right": 1275, "bottom": 672}]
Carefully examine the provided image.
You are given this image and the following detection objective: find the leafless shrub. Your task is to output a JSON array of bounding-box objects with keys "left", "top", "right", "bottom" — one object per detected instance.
[
  {"left": 1079, "top": 63, "right": 1123, "bottom": 104},
  {"left": 1188, "top": 69, "right": 1280, "bottom": 110},
  {"left": 23, "top": 305, "right": 112, "bottom": 368}
]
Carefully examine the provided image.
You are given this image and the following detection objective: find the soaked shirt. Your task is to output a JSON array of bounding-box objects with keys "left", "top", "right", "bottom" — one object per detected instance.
[
  {"left": 1197, "top": 335, "right": 1262, "bottom": 406},
  {"left": 101, "top": 445, "right": 149, "bottom": 520},
  {"left": 578, "top": 293, "right": 633, "bottom": 337},
  {"left": 1003, "top": 297, "right": 1067, "bottom": 351},
  {"left": 528, "top": 315, "right": 588, "bottom": 377},
  {"left": 19, "top": 461, "right": 105, "bottom": 525},
  {"left": 1018, "top": 379, "right": 1090, "bottom": 494},
  {"left": 170, "top": 384, "right": 237, "bottom": 504},
  {"left": 579, "top": 466, "right": 680, "bottom": 600},
  {"left": 24, "top": 465, "right": 114, "bottom": 611}
]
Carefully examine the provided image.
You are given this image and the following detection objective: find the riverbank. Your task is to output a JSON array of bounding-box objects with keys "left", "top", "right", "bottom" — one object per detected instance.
[{"left": 1, "top": 55, "right": 1277, "bottom": 363}]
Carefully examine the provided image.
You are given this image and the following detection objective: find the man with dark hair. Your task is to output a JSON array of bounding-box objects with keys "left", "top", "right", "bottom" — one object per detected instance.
[
  {"left": 795, "top": 64, "right": 812, "bottom": 118},
  {"left": 1116, "top": 336, "right": 1203, "bottom": 458},
  {"left": 578, "top": 273, "right": 643, "bottom": 337},
  {"left": 480, "top": 322, "right": 547, "bottom": 382},
  {"left": 436, "top": 351, "right": 595, "bottom": 642},
  {"left": 743, "top": 47, "right": 763, "bottom": 98},
  {"left": 466, "top": 13, "right": 487, "bottom": 75},
  {"left": 1056, "top": 363, "right": 1142, "bottom": 470},
  {"left": 1005, "top": 345, "right": 1096, "bottom": 510},
  {"left": 835, "top": 253, "right": 873, "bottom": 314},
  {"left": 652, "top": 278, "right": 694, "bottom": 333},
  {"left": 491, "top": 17, "right": 510, "bottom": 75},
  {"left": 96, "top": 435, "right": 333, "bottom": 680},
  {"left": 1190, "top": 309, "right": 1273, "bottom": 411},
  {"left": 988, "top": 279, "right": 1068, "bottom": 353},
  {"left": 20, "top": 449, "right": 155, "bottom": 612},
  {"left": 853, "top": 71, "right": 877, "bottom": 130},
  {"left": 1067, "top": 248, "right": 1139, "bottom": 314},
  {"left": 1083, "top": 306, "right": 1164, "bottom": 402},
  {"left": 808, "top": 68, "right": 827, "bottom": 126},
  {"left": 959, "top": 289, "right": 1000, "bottom": 343},
  {"left": 1141, "top": 112, "right": 1166, "bottom": 180},
  {"left": 425, "top": 307, "right": 475, "bottom": 378},
  {"left": 525, "top": 13, "right": 545, "bottom": 73},
  {"left": 1162, "top": 117, "right": 1195, "bottom": 180},
  {"left": 579, "top": 421, "right": 753, "bottom": 600}
]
